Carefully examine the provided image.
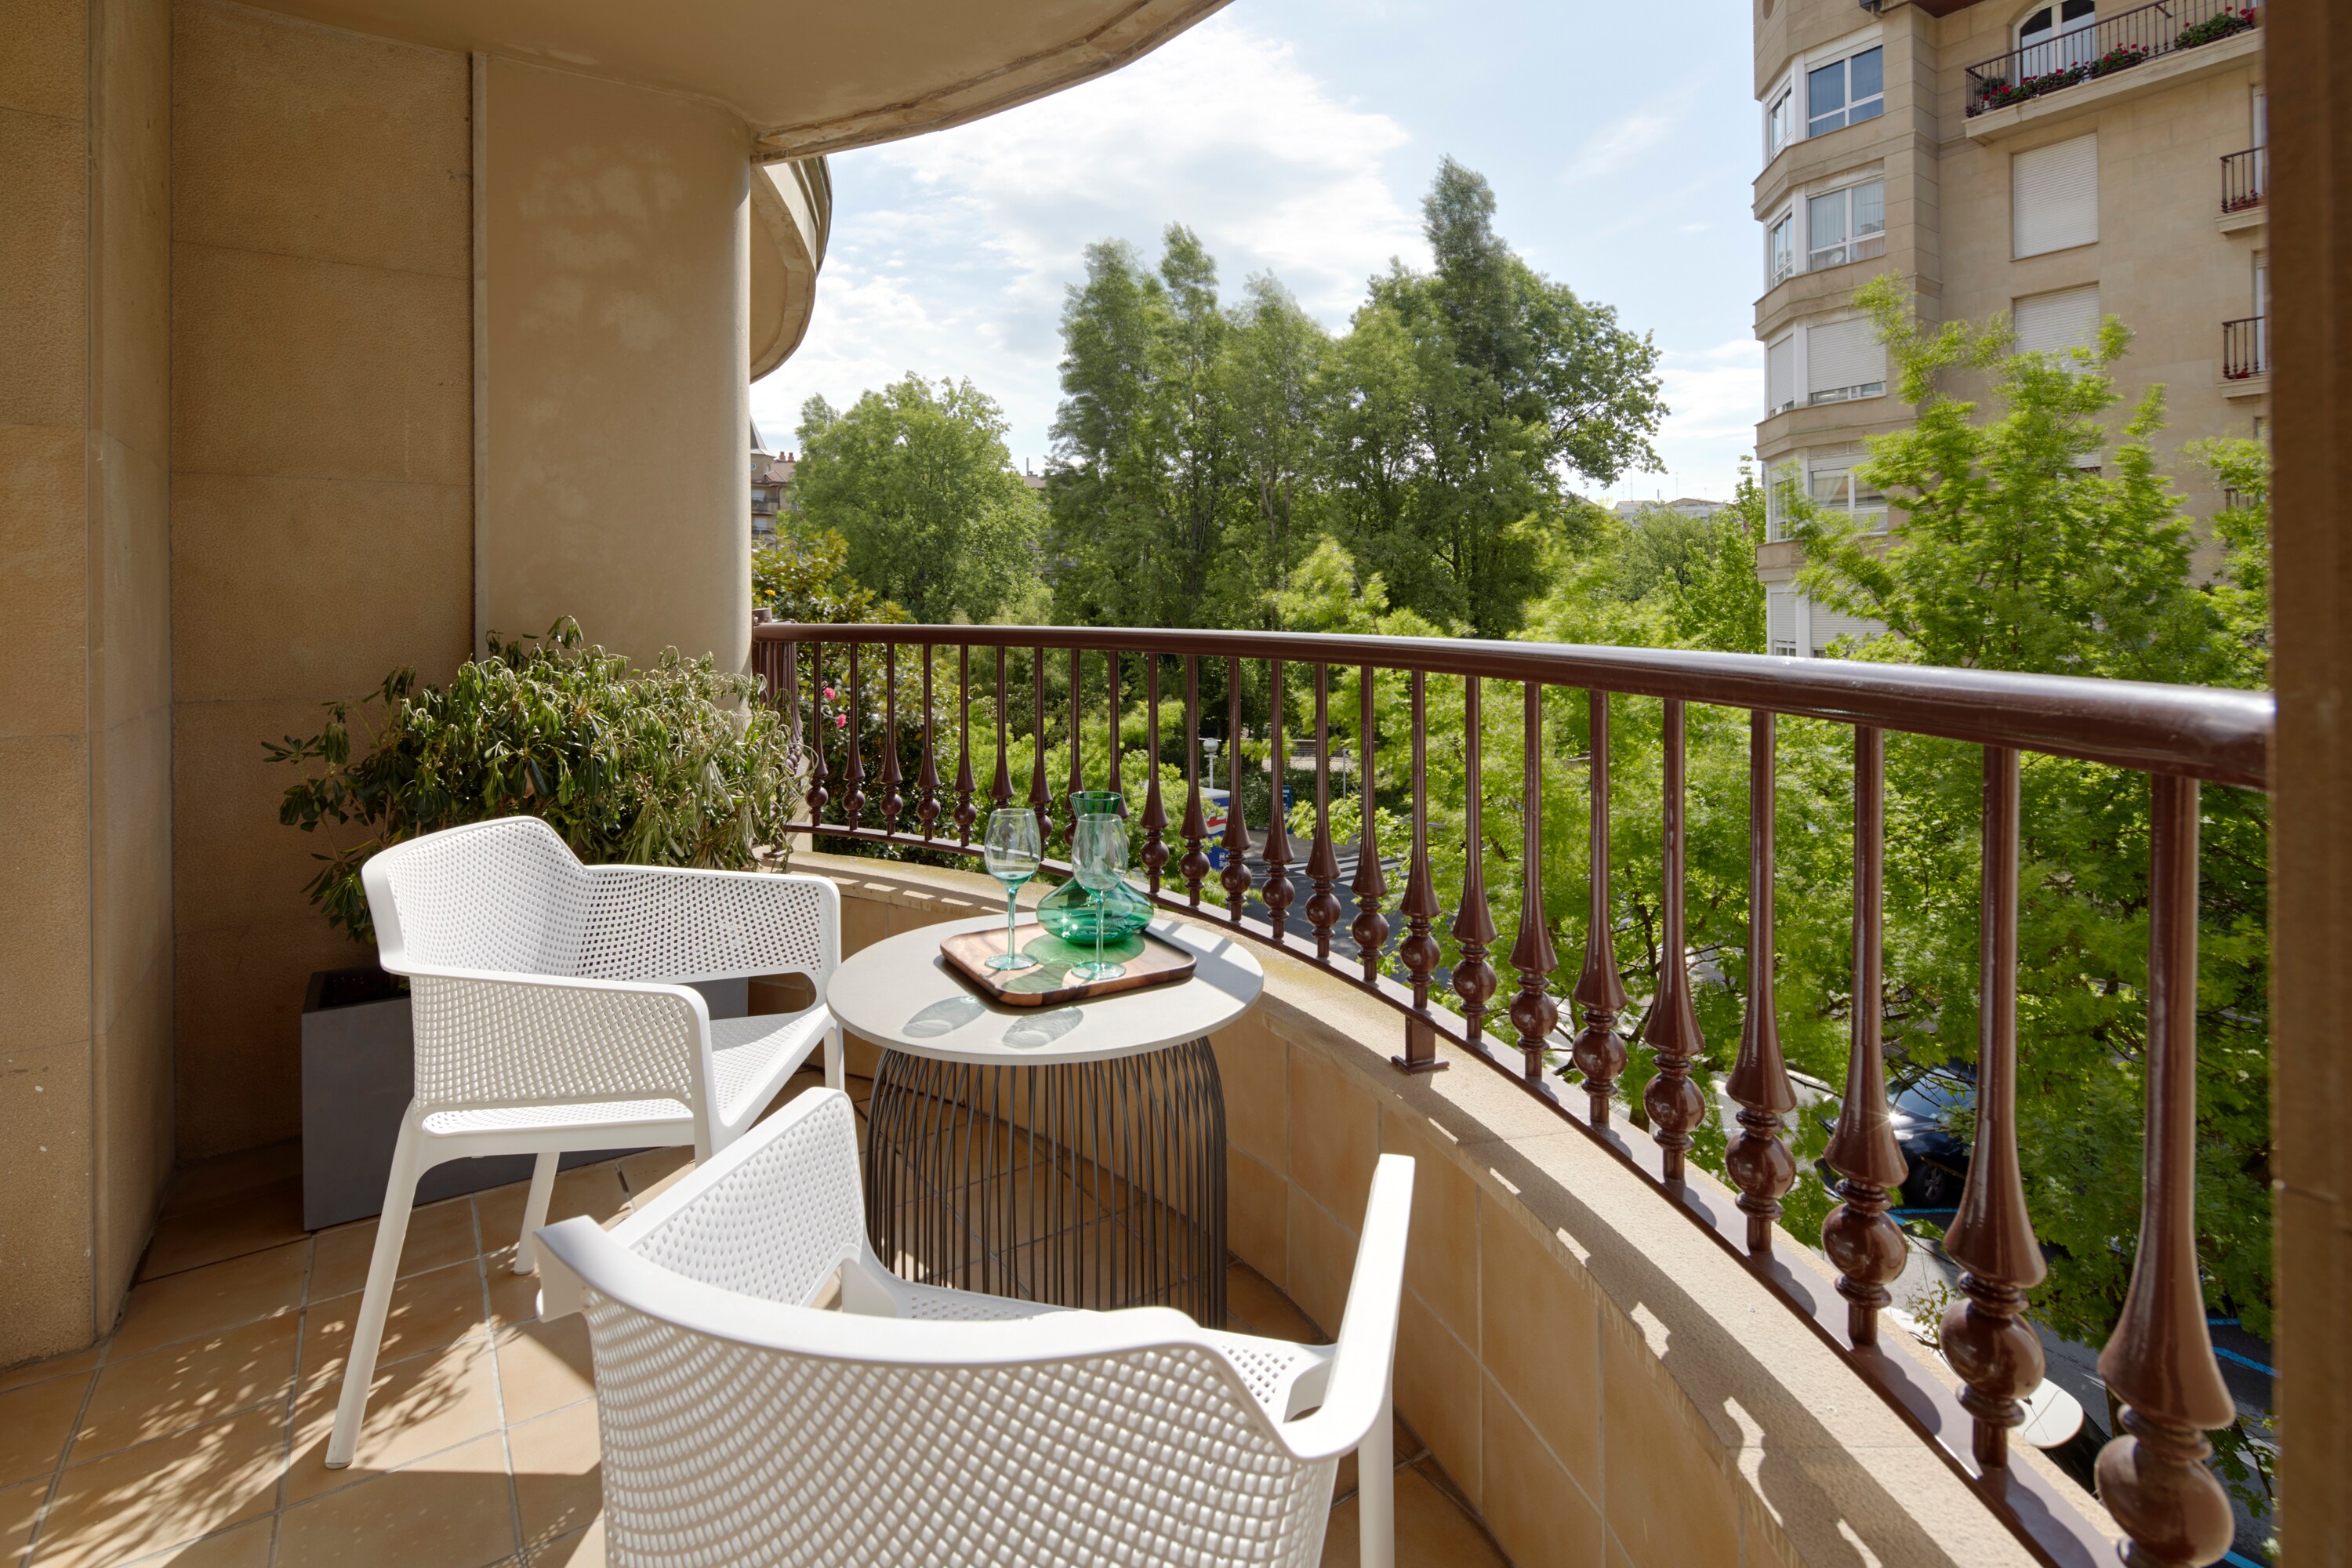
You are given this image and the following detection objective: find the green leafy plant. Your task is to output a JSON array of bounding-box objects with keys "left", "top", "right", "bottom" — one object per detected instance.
[{"left": 269, "top": 620, "right": 801, "bottom": 943}]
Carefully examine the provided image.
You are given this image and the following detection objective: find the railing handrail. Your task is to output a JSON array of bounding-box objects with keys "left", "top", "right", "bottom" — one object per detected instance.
[
  {"left": 1962, "top": 0, "right": 2260, "bottom": 117},
  {"left": 753, "top": 622, "right": 2274, "bottom": 790}
]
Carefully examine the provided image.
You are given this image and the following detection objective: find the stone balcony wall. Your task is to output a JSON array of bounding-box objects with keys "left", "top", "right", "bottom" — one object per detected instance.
[{"left": 800, "top": 850, "right": 2110, "bottom": 1568}]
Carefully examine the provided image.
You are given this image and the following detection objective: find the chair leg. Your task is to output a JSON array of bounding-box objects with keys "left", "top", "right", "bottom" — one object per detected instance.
[
  {"left": 1358, "top": 1374, "right": 1396, "bottom": 1568},
  {"left": 823, "top": 1023, "right": 844, "bottom": 1091},
  {"left": 326, "top": 1111, "right": 425, "bottom": 1469},
  {"left": 512, "top": 1152, "right": 560, "bottom": 1276}
]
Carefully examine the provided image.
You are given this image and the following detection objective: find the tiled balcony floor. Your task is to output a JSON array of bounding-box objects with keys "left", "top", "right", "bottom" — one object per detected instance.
[{"left": 2, "top": 1073, "right": 1505, "bottom": 1568}]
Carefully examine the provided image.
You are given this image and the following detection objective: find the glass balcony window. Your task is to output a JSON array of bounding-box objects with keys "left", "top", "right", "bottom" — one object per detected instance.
[{"left": 1807, "top": 47, "right": 1884, "bottom": 138}]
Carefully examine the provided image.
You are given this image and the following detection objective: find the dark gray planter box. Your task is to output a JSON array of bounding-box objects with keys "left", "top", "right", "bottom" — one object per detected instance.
[{"left": 300, "top": 965, "right": 748, "bottom": 1232}]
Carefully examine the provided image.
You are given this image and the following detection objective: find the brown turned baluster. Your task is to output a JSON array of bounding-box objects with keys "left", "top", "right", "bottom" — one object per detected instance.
[
  {"left": 2095, "top": 775, "right": 2236, "bottom": 1568},
  {"left": 1350, "top": 663, "right": 1390, "bottom": 983},
  {"left": 1451, "top": 676, "right": 1498, "bottom": 1047},
  {"left": 1940, "top": 746, "right": 2045, "bottom": 1471},
  {"left": 879, "top": 645, "right": 905, "bottom": 836},
  {"left": 806, "top": 641, "right": 829, "bottom": 824},
  {"left": 953, "top": 646, "right": 977, "bottom": 845},
  {"left": 1392, "top": 671, "right": 1446, "bottom": 1073},
  {"left": 916, "top": 647, "right": 943, "bottom": 840},
  {"left": 1644, "top": 699, "right": 1708, "bottom": 1181},
  {"left": 1140, "top": 657, "right": 1169, "bottom": 895},
  {"left": 1065, "top": 646, "right": 1083, "bottom": 849},
  {"left": 1219, "top": 658, "right": 1254, "bottom": 922},
  {"left": 842, "top": 643, "right": 867, "bottom": 828},
  {"left": 1508, "top": 681, "right": 1559, "bottom": 1083},
  {"left": 989, "top": 647, "right": 1013, "bottom": 814},
  {"left": 1260, "top": 661, "right": 1295, "bottom": 945},
  {"left": 1821, "top": 725, "right": 1907, "bottom": 1347},
  {"left": 1029, "top": 646, "right": 1052, "bottom": 849},
  {"left": 1726, "top": 711, "right": 1797, "bottom": 1253},
  {"left": 1571, "top": 690, "right": 1628, "bottom": 1125},
  {"left": 1305, "top": 666, "right": 1344, "bottom": 960},
  {"left": 1178, "top": 657, "right": 1210, "bottom": 907},
  {"left": 780, "top": 635, "right": 804, "bottom": 799}
]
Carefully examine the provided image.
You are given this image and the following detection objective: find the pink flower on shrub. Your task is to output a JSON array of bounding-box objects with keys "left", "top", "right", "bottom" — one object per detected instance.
[{"left": 836, "top": 713, "right": 848, "bottom": 728}]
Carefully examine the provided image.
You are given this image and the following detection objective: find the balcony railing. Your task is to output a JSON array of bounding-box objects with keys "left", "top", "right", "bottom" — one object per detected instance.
[
  {"left": 753, "top": 621, "right": 2270, "bottom": 1568},
  {"left": 2224, "top": 314, "right": 2270, "bottom": 379},
  {"left": 2221, "top": 146, "right": 2268, "bottom": 214},
  {"left": 1965, "top": 0, "right": 2260, "bottom": 118}
]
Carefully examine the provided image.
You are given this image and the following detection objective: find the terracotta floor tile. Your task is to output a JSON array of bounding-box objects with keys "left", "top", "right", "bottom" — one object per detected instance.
[
  {"left": 271, "top": 1433, "right": 518, "bottom": 1568},
  {"left": 0, "top": 1370, "right": 96, "bottom": 1486},
  {"left": 475, "top": 1163, "right": 630, "bottom": 1256},
  {"left": 34, "top": 1406, "right": 285, "bottom": 1568},
  {"left": 112, "top": 1244, "right": 311, "bottom": 1360},
  {"left": 138, "top": 1178, "right": 309, "bottom": 1284},
  {"left": 525, "top": 1519, "right": 604, "bottom": 1567},
  {"left": 1320, "top": 1464, "right": 1507, "bottom": 1568},
  {"left": 299, "top": 1261, "right": 488, "bottom": 1389},
  {"left": 615, "top": 1147, "right": 691, "bottom": 1200},
  {"left": 117, "top": 1515, "right": 274, "bottom": 1566},
  {"left": 485, "top": 1263, "right": 546, "bottom": 1331},
  {"left": 161, "top": 1142, "right": 301, "bottom": 1219},
  {"left": 308, "top": 1198, "right": 483, "bottom": 1304},
  {"left": 282, "top": 1340, "right": 504, "bottom": 1505},
  {"left": 74, "top": 1316, "right": 299, "bottom": 1460},
  {"left": 506, "top": 1400, "right": 601, "bottom": 1551},
  {"left": 3, "top": 1475, "right": 48, "bottom": 1565},
  {"left": 0, "top": 1345, "right": 103, "bottom": 1396},
  {"left": 493, "top": 1319, "right": 594, "bottom": 1426},
  {"left": 1333, "top": 1414, "right": 1419, "bottom": 1503}
]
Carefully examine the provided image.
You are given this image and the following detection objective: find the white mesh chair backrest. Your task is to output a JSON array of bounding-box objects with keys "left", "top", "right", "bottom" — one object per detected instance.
[
  {"left": 628, "top": 1089, "right": 862, "bottom": 1303},
  {"left": 578, "top": 1303, "right": 1338, "bottom": 1568},
  {"left": 580, "top": 867, "right": 832, "bottom": 983},
  {"left": 370, "top": 817, "right": 593, "bottom": 978}
]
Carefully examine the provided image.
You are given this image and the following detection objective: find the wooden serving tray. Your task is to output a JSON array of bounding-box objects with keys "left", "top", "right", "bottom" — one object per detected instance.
[{"left": 939, "top": 922, "right": 1196, "bottom": 1007}]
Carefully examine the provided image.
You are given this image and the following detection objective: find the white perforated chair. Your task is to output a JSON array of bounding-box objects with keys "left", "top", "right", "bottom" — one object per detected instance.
[
  {"left": 536, "top": 1087, "right": 1414, "bottom": 1568},
  {"left": 325, "top": 816, "right": 841, "bottom": 1468}
]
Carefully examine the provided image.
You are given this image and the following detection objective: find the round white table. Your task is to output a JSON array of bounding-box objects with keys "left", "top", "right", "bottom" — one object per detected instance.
[{"left": 827, "top": 913, "right": 1263, "bottom": 1326}]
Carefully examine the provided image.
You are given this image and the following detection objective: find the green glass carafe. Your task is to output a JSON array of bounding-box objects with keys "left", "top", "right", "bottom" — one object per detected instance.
[{"left": 1037, "top": 791, "right": 1156, "bottom": 942}]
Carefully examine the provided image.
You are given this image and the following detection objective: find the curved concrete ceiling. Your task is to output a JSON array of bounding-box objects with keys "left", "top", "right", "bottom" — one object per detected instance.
[
  {"left": 238, "top": 0, "right": 1230, "bottom": 158},
  {"left": 751, "top": 158, "right": 830, "bottom": 380}
]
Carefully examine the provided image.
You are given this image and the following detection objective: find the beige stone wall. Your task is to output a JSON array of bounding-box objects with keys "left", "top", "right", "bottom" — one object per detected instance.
[
  {"left": 169, "top": 0, "right": 474, "bottom": 1157},
  {"left": 804, "top": 851, "right": 2096, "bottom": 1568},
  {"left": 477, "top": 57, "right": 753, "bottom": 677},
  {"left": 1755, "top": 0, "right": 2268, "bottom": 594},
  {"left": 0, "top": 0, "right": 176, "bottom": 1363}
]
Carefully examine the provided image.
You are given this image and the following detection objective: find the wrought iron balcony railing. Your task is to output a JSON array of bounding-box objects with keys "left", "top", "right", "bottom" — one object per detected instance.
[
  {"left": 1965, "top": 0, "right": 2260, "bottom": 118},
  {"left": 2224, "top": 314, "right": 2270, "bottom": 379},
  {"left": 753, "top": 621, "right": 2270, "bottom": 1568},
  {"left": 2221, "top": 146, "right": 2268, "bottom": 214}
]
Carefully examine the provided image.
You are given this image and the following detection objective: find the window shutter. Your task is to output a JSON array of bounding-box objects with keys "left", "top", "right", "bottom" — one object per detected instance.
[
  {"left": 1810, "top": 604, "right": 1885, "bottom": 655},
  {"left": 1806, "top": 318, "right": 1884, "bottom": 398},
  {"left": 2013, "top": 283, "right": 2100, "bottom": 354},
  {"left": 2013, "top": 133, "right": 2097, "bottom": 258},
  {"left": 1767, "top": 586, "right": 1801, "bottom": 657},
  {"left": 1768, "top": 336, "right": 1797, "bottom": 412}
]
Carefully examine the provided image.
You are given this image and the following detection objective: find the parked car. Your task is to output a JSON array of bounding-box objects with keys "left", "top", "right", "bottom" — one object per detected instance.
[{"left": 1815, "top": 1061, "right": 1976, "bottom": 1210}]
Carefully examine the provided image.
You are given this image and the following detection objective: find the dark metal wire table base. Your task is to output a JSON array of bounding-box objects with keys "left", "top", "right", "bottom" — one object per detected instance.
[{"left": 865, "top": 1037, "right": 1228, "bottom": 1328}]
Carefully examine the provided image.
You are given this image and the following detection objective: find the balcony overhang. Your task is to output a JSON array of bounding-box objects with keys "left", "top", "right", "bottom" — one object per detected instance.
[
  {"left": 1963, "top": 29, "right": 2263, "bottom": 142},
  {"left": 753, "top": 158, "right": 829, "bottom": 380},
  {"left": 233, "top": 0, "right": 1229, "bottom": 158}
]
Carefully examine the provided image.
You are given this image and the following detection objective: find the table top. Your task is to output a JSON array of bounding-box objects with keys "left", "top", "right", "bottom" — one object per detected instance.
[{"left": 825, "top": 914, "right": 1264, "bottom": 1065}]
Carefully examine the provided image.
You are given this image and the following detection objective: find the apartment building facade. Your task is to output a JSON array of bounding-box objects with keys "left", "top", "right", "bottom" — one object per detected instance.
[{"left": 1752, "top": 0, "right": 2267, "bottom": 656}]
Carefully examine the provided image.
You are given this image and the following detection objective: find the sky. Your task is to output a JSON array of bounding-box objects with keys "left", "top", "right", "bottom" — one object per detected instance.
[{"left": 750, "top": 0, "right": 1764, "bottom": 506}]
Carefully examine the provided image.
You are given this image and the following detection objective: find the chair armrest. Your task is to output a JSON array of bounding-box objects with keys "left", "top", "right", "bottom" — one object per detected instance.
[
  {"left": 405, "top": 969, "right": 713, "bottom": 1119},
  {"left": 1272, "top": 1153, "right": 1414, "bottom": 1464},
  {"left": 581, "top": 866, "right": 840, "bottom": 985}
]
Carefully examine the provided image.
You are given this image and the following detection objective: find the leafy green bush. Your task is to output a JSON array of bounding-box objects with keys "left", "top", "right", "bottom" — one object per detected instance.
[{"left": 270, "top": 620, "right": 800, "bottom": 943}]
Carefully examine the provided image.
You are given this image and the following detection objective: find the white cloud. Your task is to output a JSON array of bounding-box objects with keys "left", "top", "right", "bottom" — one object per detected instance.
[
  {"left": 1561, "top": 109, "right": 1677, "bottom": 187},
  {"left": 1596, "top": 338, "right": 1762, "bottom": 503}
]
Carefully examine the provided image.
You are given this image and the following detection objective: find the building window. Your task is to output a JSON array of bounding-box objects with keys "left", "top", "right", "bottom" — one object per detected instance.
[
  {"left": 2013, "top": 132, "right": 2098, "bottom": 258},
  {"left": 1806, "top": 317, "right": 1887, "bottom": 405},
  {"left": 2013, "top": 282, "right": 2102, "bottom": 357},
  {"left": 2017, "top": 1, "right": 2097, "bottom": 76},
  {"left": 1806, "top": 447, "right": 1889, "bottom": 532},
  {"left": 1766, "top": 86, "right": 1795, "bottom": 158},
  {"left": 1806, "top": 180, "right": 1886, "bottom": 270},
  {"left": 1767, "top": 584, "right": 1803, "bottom": 657},
  {"left": 1807, "top": 46, "right": 1884, "bottom": 138},
  {"left": 1769, "top": 212, "right": 1795, "bottom": 285},
  {"left": 1767, "top": 334, "right": 1798, "bottom": 416}
]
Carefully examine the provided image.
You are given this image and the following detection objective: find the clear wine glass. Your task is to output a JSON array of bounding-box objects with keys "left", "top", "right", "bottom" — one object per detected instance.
[
  {"left": 1070, "top": 813, "right": 1129, "bottom": 982},
  {"left": 982, "top": 809, "right": 1042, "bottom": 971}
]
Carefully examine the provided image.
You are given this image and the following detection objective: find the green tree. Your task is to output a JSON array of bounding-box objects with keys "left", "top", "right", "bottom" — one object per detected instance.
[
  {"left": 1221, "top": 274, "right": 1333, "bottom": 622},
  {"left": 793, "top": 376, "right": 1044, "bottom": 623}
]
